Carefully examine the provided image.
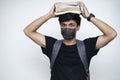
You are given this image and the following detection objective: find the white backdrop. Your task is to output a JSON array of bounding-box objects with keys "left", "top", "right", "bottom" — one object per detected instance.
[{"left": 0, "top": 0, "right": 120, "bottom": 80}]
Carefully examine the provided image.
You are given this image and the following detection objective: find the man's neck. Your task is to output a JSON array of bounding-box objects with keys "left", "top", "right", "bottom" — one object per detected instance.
[{"left": 63, "top": 38, "right": 77, "bottom": 46}]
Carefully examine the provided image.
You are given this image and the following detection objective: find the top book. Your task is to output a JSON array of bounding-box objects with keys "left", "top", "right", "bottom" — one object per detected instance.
[{"left": 55, "top": 2, "right": 81, "bottom": 16}]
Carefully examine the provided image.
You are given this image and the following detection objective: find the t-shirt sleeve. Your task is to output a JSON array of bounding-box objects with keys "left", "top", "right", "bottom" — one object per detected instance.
[
  {"left": 41, "top": 36, "right": 57, "bottom": 58},
  {"left": 84, "top": 36, "right": 100, "bottom": 63}
]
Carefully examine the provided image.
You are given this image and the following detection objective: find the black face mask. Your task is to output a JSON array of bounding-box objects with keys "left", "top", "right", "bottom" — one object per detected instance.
[{"left": 61, "top": 28, "right": 76, "bottom": 40}]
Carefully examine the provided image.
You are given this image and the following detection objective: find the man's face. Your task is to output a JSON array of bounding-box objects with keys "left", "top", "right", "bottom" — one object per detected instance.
[{"left": 60, "top": 20, "right": 80, "bottom": 40}]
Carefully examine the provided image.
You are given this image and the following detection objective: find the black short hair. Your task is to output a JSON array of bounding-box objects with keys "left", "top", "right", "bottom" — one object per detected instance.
[{"left": 58, "top": 13, "right": 81, "bottom": 25}]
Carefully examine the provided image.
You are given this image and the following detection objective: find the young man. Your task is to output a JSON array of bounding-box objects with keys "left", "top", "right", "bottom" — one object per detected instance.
[{"left": 24, "top": 2, "right": 117, "bottom": 80}]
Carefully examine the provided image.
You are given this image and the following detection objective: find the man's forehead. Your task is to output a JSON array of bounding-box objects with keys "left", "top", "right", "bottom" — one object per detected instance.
[{"left": 61, "top": 20, "right": 76, "bottom": 24}]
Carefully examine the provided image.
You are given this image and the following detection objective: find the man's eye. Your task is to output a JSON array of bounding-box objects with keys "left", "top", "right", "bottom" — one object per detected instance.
[
  {"left": 61, "top": 24, "right": 66, "bottom": 27},
  {"left": 70, "top": 24, "right": 76, "bottom": 27},
  {"left": 61, "top": 25, "right": 64, "bottom": 27}
]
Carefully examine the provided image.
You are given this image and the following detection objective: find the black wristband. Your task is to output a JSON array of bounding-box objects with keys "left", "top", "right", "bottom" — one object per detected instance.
[{"left": 87, "top": 13, "right": 95, "bottom": 21}]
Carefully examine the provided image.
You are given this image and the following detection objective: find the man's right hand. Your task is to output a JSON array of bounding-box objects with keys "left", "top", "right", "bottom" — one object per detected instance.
[{"left": 47, "top": 3, "right": 58, "bottom": 18}]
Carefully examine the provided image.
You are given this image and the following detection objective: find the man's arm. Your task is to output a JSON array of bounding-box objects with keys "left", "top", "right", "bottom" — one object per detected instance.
[
  {"left": 23, "top": 4, "right": 55, "bottom": 48},
  {"left": 91, "top": 18, "right": 117, "bottom": 49},
  {"left": 79, "top": 2, "right": 117, "bottom": 49}
]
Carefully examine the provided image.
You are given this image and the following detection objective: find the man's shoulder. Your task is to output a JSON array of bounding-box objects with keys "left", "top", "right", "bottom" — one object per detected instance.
[
  {"left": 83, "top": 36, "right": 99, "bottom": 43},
  {"left": 45, "top": 35, "right": 57, "bottom": 41},
  {"left": 44, "top": 35, "right": 58, "bottom": 48},
  {"left": 83, "top": 36, "right": 100, "bottom": 53},
  {"left": 45, "top": 35, "right": 57, "bottom": 39}
]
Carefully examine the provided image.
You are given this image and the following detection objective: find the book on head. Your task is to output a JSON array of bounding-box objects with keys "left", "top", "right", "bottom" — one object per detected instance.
[{"left": 55, "top": 2, "right": 82, "bottom": 16}]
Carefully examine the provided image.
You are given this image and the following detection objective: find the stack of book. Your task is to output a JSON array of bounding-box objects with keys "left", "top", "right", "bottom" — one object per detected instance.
[{"left": 55, "top": 2, "right": 81, "bottom": 16}]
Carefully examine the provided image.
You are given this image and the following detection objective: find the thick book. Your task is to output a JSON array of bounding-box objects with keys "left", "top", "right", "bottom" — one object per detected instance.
[{"left": 55, "top": 2, "right": 81, "bottom": 16}]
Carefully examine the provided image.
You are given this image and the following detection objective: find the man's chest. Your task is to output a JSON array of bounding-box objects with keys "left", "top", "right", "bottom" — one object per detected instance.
[{"left": 55, "top": 45, "right": 82, "bottom": 65}]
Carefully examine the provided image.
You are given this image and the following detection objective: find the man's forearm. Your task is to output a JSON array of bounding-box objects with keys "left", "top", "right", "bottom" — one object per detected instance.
[
  {"left": 91, "top": 17, "right": 117, "bottom": 38},
  {"left": 24, "top": 13, "right": 52, "bottom": 34}
]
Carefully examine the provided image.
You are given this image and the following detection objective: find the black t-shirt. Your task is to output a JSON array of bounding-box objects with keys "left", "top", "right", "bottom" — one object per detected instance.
[{"left": 41, "top": 36, "right": 99, "bottom": 80}]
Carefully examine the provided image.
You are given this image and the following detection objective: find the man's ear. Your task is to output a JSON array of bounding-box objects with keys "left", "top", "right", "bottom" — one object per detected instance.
[{"left": 76, "top": 25, "right": 80, "bottom": 31}]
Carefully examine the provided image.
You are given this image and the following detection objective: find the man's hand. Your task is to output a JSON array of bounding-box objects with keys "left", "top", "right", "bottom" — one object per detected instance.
[
  {"left": 78, "top": 1, "right": 90, "bottom": 18},
  {"left": 47, "top": 3, "right": 56, "bottom": 18},
  {"left": 47, "top": 2, "right": 62, "bottom": 18}
]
